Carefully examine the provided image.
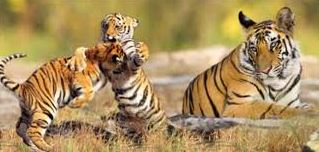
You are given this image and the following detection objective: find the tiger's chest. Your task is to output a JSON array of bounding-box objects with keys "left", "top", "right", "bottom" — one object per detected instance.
[
  {"left": 110, "top": 71, "right": 146, "bottom": 113},
  {"left": 264, "top": 75, "right": 301, "bottom": 105},
  {"left": 229, "top": 72, "right": 300, "bottom": 106}
]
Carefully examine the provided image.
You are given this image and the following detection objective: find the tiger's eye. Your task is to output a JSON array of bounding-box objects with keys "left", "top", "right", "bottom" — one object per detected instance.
[
  {"left": 115, "top": 22, "right": 123, "bottom": 28},
  {"left": 270, "top": 41, "right": 277, "bottom": 49},
  {"left": 249, "top": 47, "right": 257, "bottom": 53}
]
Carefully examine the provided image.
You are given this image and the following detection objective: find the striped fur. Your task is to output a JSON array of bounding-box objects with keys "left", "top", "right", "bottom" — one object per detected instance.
[
  {"left": 0, "top": 42, "right": 124, "bottom": 151},
  {"left": 100, "top": 13, "right": 138, "bottom": 43},
  {"left": 69, "top": 13, "right": 166, "bottom": 133},
  {"left": 101, "top": 13, "right": 166, "bottom": 131},
  {"left": 182, "top": 7, "right": 314, "bottom": 119},
  {"left": 0, "top": 54, "right": 26, "bottom": 92},
  {"left": 107, "top": 40, "right": 166, "bottom": 131}
]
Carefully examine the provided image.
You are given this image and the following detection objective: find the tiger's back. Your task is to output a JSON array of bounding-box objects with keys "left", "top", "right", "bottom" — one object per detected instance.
[
  {"left": 18, "top": 57, "right": 91, "bottom": 108},
  {"left": 18, "top": 44, "right": 122, "bottom": 108}
]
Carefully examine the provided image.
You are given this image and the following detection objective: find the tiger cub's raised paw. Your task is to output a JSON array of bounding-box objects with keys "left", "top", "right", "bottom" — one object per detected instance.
[
  {"left": 133, "top": 42, "right": 149, "bottom": 66},
  {"left": 66, "top": 47, "right": 88, "bottom": 72}
]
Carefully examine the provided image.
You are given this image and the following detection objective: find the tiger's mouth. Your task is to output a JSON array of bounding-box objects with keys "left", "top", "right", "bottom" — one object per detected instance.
[
  {"left": 255, "top": 65, "right": 283, "bottom": 80},
  {"left": 102, "top": 35, "right": 119, "bottom": 42}
]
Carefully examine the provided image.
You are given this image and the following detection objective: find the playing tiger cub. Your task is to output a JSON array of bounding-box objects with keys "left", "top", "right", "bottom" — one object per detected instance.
[
  {"left": 67, "top": 13, "right": 166, "bottom": 137},
  {"left": 182, "top": 7, "right": 316, "bottom": 119},
  {"left": 0, "top": 42, "right": 125, "bottom": 151}
]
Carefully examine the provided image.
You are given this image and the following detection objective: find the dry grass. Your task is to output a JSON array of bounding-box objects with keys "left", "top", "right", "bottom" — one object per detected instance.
[
  {"left": 0, "top": 116, "right": 318, "bottom": 152},
  {"left": 0, "top": 82, "right": 318, "bottom": 151}
]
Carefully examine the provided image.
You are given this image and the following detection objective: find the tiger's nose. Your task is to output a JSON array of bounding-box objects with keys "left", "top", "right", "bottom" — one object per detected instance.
[{"left": 258, "top": 66, "right": 272, "bottom": 74}]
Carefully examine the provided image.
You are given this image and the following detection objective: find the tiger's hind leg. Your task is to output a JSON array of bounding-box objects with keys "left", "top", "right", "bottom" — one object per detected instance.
[
  {"left": 16, "top": 116, "right": 33, "bottom": 146},
  {"left": 222, "top": 101, "right": 313, "bottom": 119},
  {"left": 27, "top": 111, "right": 55, "bottom": 151},
  {"left": 68, "top": 75, "right": 95, "bottom": 109},
  {"left": 16, "top": 107, "right": 37, "bottom": 147}
]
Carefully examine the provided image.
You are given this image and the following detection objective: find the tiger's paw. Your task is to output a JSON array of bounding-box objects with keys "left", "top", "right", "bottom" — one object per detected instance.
[
  {"left": 66, "top": 47, "right": 88, "bottom": 72},
  {"left": 133, "top": 42, "right": 149, "bottom": 66},
  {"left": 136, "top": 42, "right": 149, "bottom": 60}
]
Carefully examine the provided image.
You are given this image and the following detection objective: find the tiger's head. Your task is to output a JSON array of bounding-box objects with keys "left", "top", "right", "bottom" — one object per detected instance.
[
  {"left": 238, "top": 7, "right": 300, "bottom": 80},
  {"left": 88, "top": 42, "right": 126, "bottom": 71},
  {"left": 100, "top": 13, "right": 139, "bottom": 42}
]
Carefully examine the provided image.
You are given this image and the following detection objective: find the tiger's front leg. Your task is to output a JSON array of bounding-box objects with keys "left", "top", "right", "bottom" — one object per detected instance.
[
  {"left": 222, "top": 101, "right": 315, "bottom": 119},
  {"left": 68, "top": 74, "right": 95, "bottom": 108}
]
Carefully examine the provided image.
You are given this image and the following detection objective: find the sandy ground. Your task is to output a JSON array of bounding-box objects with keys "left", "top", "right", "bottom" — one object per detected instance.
[{"left": 0, "top": 46, "right": 318, "bottom": 129}]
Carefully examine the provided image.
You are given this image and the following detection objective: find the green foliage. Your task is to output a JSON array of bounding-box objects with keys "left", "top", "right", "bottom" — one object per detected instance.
[{"left": 0, "top": 0, "right": 318, "bottom": 61}]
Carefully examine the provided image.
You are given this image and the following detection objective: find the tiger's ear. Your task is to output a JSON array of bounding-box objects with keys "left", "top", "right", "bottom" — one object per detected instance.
[
  {"left": 276, "top": 7, "right": 295, "bottom": 36},
  {"left": 132, "top": 18, "right": 139, "bottom": 28},
  {"left": 238, "top": 11, "right": 256, "bottom": 30}
]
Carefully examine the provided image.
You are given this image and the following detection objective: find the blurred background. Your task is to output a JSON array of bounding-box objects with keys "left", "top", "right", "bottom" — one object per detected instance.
[{"left": 0, "top": 0, "right": 319, "bottom": 61}]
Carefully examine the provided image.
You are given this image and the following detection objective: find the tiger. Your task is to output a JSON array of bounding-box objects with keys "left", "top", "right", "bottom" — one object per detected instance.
[
  {"left": 0, "top": 42, "right": 125, "bottom": 151},
  {"left": 182, "top": 7, "right": 315, "bottom": 119},
  {"left": 68, "top": 13, "right": 166, "bottom": 135}
]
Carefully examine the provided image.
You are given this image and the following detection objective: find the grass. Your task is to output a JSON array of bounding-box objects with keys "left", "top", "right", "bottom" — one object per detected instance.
[{"left": 0, "top": 117, "right": 318, "bottom": 152}]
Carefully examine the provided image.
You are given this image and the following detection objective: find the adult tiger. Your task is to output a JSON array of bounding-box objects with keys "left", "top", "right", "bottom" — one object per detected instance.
[
  {"left": 68, "top": 13, "right": 166, "bottom": 133},
  {"left": 182, "top": 7, "right": 314, "bottom": 119},
  {"left": 0, "top": 42, "right": 125, "bottom": 151}
]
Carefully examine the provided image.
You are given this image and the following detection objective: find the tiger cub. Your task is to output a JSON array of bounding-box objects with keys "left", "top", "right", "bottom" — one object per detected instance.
[
  {"left": 0, "top": 42, "right": 124, "bottom": 151},
  {"left": 182, "top": 7, "right": 316, "bottom": 119},
  {"left": 68, "top": 13, "right": 166, "bottom": 134}
]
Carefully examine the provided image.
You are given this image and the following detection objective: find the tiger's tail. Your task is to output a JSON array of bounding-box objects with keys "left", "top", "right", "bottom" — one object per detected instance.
[
  {"left": 0, "top": 53, "right": 26, "bottom": 93},
  {"left": 167, "top": 114, "right": 285, "bottom": 132}
]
